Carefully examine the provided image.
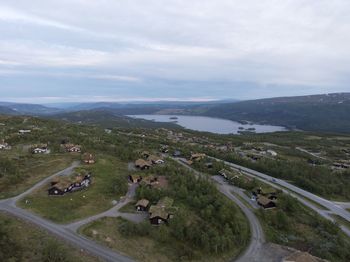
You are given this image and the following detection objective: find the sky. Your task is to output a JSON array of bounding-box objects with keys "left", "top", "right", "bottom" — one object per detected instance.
[{"left": 0, "top": 0, "right": 350, "bottom": 103}]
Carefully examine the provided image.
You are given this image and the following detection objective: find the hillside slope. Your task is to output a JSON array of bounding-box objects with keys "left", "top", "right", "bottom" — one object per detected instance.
[{"left": 198, "top": 93, "right": 350, "bottom": 133}]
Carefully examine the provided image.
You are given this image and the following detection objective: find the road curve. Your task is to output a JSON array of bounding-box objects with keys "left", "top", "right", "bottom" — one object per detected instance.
[{"left": 173, "top": 158, "right": 265, "bottom": 262}]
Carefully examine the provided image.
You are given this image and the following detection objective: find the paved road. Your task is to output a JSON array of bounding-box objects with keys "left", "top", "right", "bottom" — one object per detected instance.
[
  {"left": 209, "top": 156, "right": 350, "bottom": 237},
  {"left": 174, "top": 158, "right": 265, "bottom": 262},
  {"left": 214, "top": 177, "right": 266, "bottom": 262},
  {"left": 66, "top": 183, "right": 146, "bottom": 232},
  {"left": 0, "top": 162, "right": 135, "bottom": 262}
]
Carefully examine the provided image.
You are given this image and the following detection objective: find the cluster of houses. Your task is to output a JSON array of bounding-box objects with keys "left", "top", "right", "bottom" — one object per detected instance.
[
  {"left": 48, "top": 172, "right": 92, "bottom": 196},
  {"left": 252, "top": 188, "right": 278, "bottom": 209},
  {"left": 135, "top": 197, "right": 176, "bottom": 225},
  {"left": 134, "top": 151, "right": 164, "bottom": 170}
]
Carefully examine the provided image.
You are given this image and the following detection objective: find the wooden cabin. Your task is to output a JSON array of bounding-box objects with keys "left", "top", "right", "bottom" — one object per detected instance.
[
  {"left": 257, "top": 195, "right": 276, "bottom": 209},
  {"left": 135, "top": 159, "right": 151, "bottom": 170},
  {"left": 135, "top": 199, "right": 150, "bottom": 211},
  {"left": 83, "top": 153, "right": 95, "bottom": 164}
]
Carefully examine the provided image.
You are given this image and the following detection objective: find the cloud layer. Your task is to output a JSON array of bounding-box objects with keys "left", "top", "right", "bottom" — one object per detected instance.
[{"left": 1, "top": 0, "right": 349, "bottom": 102}]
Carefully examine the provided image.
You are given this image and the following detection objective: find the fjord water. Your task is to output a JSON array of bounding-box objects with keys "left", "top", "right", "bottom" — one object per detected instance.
[{"left": 128, "top": 115, "right": 287, "bottom": 134}]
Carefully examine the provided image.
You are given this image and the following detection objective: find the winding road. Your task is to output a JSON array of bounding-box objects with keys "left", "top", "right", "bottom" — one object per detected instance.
[{"left": 173, "top": 158, "right": 266, "bottom": 262}]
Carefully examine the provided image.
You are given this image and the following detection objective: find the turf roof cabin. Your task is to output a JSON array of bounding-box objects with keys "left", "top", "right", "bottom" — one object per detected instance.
[
  {"left": 141, "top": 175, "right": 168, "bottom": 189},
  {"left": 31, "top": 143, "right": 49, "bottom": 154},
  {"left": 135, "top": 199, "right": 149, "bottom": 211},
  {"left": 48, "top": 172, "right": 91, "bottom": 196},
  {"left": 190, "top": 153, "right": 206, "bottom": 161},
  {"left": 257, "top": 195, "right": 277, "bottom": 209},
  {"left": 82, "top": 153, "right": 95, "bottom": 164},
  {"left": 129, "top": 174, "right": 142, "bottom": 184},
  {"left": 149, "top": 197, "right": 176, "bottom": 225},
  {"left": 135, "top": 159, "right": 151, "bottom": 170},
  {"left": 62, "top": 143, "right": 81, "bottom": 153}
]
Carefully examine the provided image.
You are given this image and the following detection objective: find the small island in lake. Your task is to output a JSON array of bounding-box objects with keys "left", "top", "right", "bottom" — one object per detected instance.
[{"left": 169, "top": 116, "right": 178, "bottom": 120}]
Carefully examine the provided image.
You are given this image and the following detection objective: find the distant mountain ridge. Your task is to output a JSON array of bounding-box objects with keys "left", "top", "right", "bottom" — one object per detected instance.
[
  {"left": 1, "top": 93, "right": 350, "bottom": 133},
  {"left": 0, "top": 102, "right": 61, "bottom": 115}
]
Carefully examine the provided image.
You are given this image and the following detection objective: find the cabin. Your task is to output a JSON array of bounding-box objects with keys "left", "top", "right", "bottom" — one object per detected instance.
[
  {"left": 129, "top": 174, "right": 142, "bottom": 183},
  {"left": 62, "top": 143, "right": 81, "bottom": 153},
  {"left": 149, "top": 197, "right": 175, "bottom": 225},
  {"left": 48, "top": 173, "right": 91, "bottom": 196},
  {"left": 0, "top": 140, "right": 11, "bottom": 150},
  {"left": 267, "top": 150, "right": 278, "bottom": 157},
  {"left": 218, "top": 169, "right": 229, "bottom": 179},
  {"left": 135, "top": 199, "right": 150, "bottom": 211},
  {"left": 141, "top": 151, "right": 150, "bottom": 158},
  {"left": 83, "top": 153, "right": 95, "bottom": 164},
  {"left": 173, "top": 150, "right": 181, "bottom": 157},
  {"left": 205, "top": 162, "right": 213, "bottom": 169},
  {"left": 257, "top": 195, "right": 276, "bottom": 209},
  {"left": 32, "top": 144, "right": 49, "bottom": 154},
  {"left": 135, "top": 159, "right": 151, "bottom": 170},
  {"left": 142, "top": 175, "right": 168, "bottom": 189},
  {"left": 148, "top": 155, "right": 164, "bottom": 165},
  {"left": 32, "top": 147, "right": 49, "bottom": 154},
  {"left": 18, "top": 129, "right": 31, "bottom": 135},
  {"left": 160, "top": 145, "right": 169, "bottom": 153},
  {"left": 190, "top": 153, "right": 206, "bottom": 161}
]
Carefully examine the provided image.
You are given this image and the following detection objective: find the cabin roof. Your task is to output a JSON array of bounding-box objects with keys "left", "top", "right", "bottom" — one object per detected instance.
[{"left": 136, "top": 199, "right": 149, "bottom": 208}]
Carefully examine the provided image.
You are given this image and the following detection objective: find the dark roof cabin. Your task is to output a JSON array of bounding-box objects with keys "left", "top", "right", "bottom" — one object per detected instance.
[
  {"left": 149, "top": 197, "right": 175, "bottom": 225},
  {"left": 257, "top": 195, "right": 276, "bottom": 209},
  {"left": 135, "top": 159, "right": 151, "bottom": 170},
  {"left": 135, "top": 199, "right": 150, "bottom": 211},
  {"left": 129, "top": 174, "right": 142, "bottom": 183},
  {"left": 83, "top": 153, "right": 95, "bottom": 164}
]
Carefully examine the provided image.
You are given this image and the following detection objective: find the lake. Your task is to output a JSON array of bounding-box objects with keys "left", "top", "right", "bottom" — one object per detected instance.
[{"left": 128, "top": 115, "right": 287, "bottom": 134}]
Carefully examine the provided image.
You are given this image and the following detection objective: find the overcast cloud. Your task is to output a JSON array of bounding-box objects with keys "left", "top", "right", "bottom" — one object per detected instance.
[{"left": 0, "top": 0, "right": 349, "bottom": 103}]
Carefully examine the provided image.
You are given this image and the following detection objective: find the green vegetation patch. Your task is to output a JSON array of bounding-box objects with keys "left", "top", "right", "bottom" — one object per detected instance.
[
  {"left": 0, "top": 153, "right": 77, "bottom": 199},
  {"left": 256, "top": 194, "right": 350, "bottom": 262},
  {"left": 0, "top": 212, "right": 98, "bottom": 262},
  {"left": 18, "top": 155, "right": 128, "bottom": 223},
  {"left": 330, "top": 214, "right": 350, "bottom": 231},
  {"left": 80, "top": 163, "right": 250, "bottom": 261}
]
